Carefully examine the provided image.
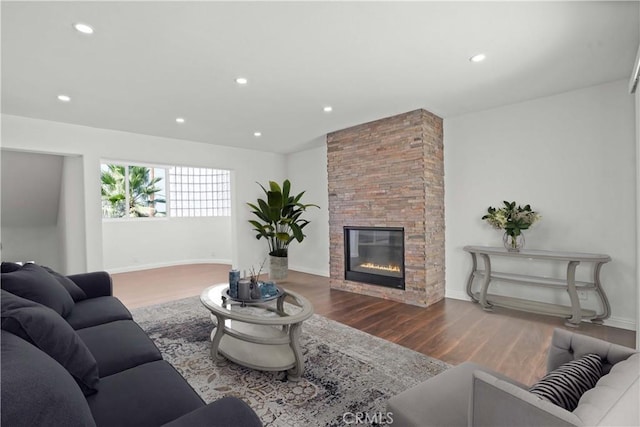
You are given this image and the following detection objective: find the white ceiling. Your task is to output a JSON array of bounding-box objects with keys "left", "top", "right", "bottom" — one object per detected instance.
[{"left": 2, "top": 1, "right": 638, "bottom": 154}]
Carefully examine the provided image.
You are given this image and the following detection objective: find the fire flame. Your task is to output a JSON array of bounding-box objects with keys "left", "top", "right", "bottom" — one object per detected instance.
[{"left": 360, "top": 262, "right": 401, "bottom": 273}]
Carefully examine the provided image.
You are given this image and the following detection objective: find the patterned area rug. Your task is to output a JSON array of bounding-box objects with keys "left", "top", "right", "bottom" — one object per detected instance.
[{"left": 131, "top": 296, "right": 449, "bottom": 426}]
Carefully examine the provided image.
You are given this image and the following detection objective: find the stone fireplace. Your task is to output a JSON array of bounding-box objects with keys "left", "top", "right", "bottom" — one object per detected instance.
[{"left": 327, "top": 109, "right": 444, "bottom": 307}]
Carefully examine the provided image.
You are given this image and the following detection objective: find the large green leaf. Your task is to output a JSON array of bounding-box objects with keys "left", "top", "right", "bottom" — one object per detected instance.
[
  {"left": 257, "top": 199, "right": 271, "bottom": 216},
  {"left": 248, "top": 220, "right": 269, "bottom": 233},
  {"left": 275, "top": 232, "right": 290, "bottom": 242},
  {"left": 267, "top": 191, "right": 283, "bottom": 209},
  {"left": 290, "top": 222, "right": 304, "bottom": 242},
  {"left": 292, "top": 191, "right": 305, "bottom": 204},
  {"left": 282, "top": 180, "right": 291, "bottom": 202},
  {"left": 268, "top": 181, "right": 282, "bottom": 193}
]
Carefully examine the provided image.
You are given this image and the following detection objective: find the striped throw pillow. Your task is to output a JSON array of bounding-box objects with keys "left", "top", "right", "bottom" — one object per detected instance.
[{"left": 529, "top": 353, "right": 603, "bottom": 411}]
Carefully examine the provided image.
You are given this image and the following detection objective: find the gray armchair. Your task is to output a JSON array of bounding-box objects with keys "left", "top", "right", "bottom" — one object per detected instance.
[{"left": 387, "top": 328, "right": 639, "bottom": 426}]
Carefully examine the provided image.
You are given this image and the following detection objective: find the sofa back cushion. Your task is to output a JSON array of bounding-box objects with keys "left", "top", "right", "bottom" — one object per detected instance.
[
  {"left": 548, "top": 328, "right": 637, "bottom": 375},
  {"left": 1, "top": 290, "right": 99, "bottom": 395},
  {"left": 573, "top": 353, "right": 640, "bottom": 426},
  {"left": 1, "top": 261, "right": 22, "bottom": 273},
  {"left": 42, "top": 265, "right": 87, "bottom": 302},
  {"left": 1, "top": 263, "right": 74, "bottom": 317},
  {"left": 1, "top": 330, "right": 97, "bottom": 427}
]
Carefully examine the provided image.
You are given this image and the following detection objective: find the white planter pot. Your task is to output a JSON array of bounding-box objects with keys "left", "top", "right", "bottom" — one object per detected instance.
[{"left": 269, "top": 255, "right": 288, "bottom": 281}]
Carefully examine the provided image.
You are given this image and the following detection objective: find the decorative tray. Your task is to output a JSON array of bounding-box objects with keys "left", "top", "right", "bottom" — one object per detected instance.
[{"left": 221, "top": 286, "right": 283, "bottom": 304}]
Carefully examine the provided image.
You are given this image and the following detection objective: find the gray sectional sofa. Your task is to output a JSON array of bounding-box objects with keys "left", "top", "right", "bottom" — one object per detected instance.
[
  {"left": 388, "top": 328, "right": 639, "bottom": 426},
  {"left": 1, "top": 263, "right": 262, "bottom": 427}
]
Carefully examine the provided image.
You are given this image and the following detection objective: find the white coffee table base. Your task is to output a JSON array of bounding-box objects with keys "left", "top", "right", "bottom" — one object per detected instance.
[
  {"left": 201, "top": 285, "right": 313, "bottom": 382},
  {"left": 209, "top": 316, "right": 305, "bottom": 380}
]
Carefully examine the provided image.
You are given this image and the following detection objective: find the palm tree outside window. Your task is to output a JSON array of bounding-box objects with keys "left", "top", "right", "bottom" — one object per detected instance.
[{"left": 101, "top": 164, "right": 167, "bottom": 218}]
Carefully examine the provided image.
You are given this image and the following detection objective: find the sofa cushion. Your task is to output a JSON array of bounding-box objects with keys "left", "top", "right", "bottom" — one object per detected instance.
[
  {"left": 1, "top": 261, "right": 22, "bottom": 273},
  {"left": 42, "top": 265, "right": 88, "bottom": 302},
  {"left": 530, "top": 353, "right": 603, "bottom": 411},
  {"left": 77, "top": 320, "right": 162, "bottom": 377},
  {"left": 573, "top": 353, "right": 640, "bottom": 426},
  {"left": 87, "top": 360, "right": 204, "bottom": 427},
  {"left": 1, "top": 263, "right": 74, "bottom": 317},
  {"left": 1, "top": 330, "right": 97, "bottom": 427},
  {"left": 66, "top": 296, "right": 132, "bottom": 330},
  {"left": 1, "top": 290, "right": 100, "bottom": 395},
  {"left": 162, "top": 396, "right": 262, "bottom": 427}
]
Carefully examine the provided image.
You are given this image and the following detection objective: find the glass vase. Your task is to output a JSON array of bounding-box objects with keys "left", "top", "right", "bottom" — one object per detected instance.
[{"left": 503, "top": 232, "right": 524, "bottom": 252}]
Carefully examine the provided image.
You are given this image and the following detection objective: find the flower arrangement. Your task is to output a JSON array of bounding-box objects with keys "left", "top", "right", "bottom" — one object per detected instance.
[{"left": 482, "top": 201, "right": 541, "bottom": 250}]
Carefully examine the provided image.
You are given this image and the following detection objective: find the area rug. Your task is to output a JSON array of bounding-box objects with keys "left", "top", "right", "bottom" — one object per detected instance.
[{"left": 131, "top": 296, "right": 449, "bottom": 426}]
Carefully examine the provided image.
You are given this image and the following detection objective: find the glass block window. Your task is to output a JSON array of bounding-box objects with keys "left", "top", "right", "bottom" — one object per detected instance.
[{"left": 169, "top": 167, "right": 231, "bottom": 217}]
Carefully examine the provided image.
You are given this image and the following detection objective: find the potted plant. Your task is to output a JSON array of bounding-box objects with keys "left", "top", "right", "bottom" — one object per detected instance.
[
  {"left": 482, "top": 201, "right": 541, "bottom": 251},
  {"left": 247, "top": 179, "right": 319, "bottom": 280}
]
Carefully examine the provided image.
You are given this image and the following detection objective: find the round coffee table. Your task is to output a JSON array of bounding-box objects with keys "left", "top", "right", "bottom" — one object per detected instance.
[{"left": 200, "top": 283, "right": 314, "bottom": 381}]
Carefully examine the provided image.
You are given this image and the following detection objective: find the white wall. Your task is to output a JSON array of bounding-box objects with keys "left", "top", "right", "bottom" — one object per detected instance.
[
  {"left": 444, "top": 79, "right": 637, "bottom": 330},
  {"left": 635, "top": 46, "right": 640, "bottom": 346},
  {"left": 1, "top": 225, "right": 61, "bottom": 268},
  {"left": 286, "top": 142, "right": 330, "bottom": 276},
  {"left": 1, "top": 150, "right": 66, "bottom": 270},
  {"left": 58, "top": 155, "right": 87, "bottom": 274},
  {"left": 102, "top": 217, "right": 232, "bottom": 272},
  {"left": 1, "top": 114, "right": 286, "bottom": 274},
  {"left": 636, "top": 81, "right": 639, "bottom": 343},
  {"left": 635, "top": 5, "right": 639, "bottom": 346}
]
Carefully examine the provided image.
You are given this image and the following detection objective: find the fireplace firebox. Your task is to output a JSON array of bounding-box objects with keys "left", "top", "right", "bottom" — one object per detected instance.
[{"left": 344, "top": 226, "right": 405, "bottom": 289}]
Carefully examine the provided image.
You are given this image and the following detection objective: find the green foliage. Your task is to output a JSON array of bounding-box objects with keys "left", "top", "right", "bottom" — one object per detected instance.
[
  {"left": 481, "top": 200, "right": 540, "bottom": 237},
  {"left": 247, "top": 179, "right": 319, "bottom": 257},
  {"left": 101, "top": 165, "right": 166, "bottom": 218}
]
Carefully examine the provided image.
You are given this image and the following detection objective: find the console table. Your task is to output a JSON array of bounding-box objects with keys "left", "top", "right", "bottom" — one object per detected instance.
[{"left": 463, "top": 246, "right": 611, "bottom": 327}]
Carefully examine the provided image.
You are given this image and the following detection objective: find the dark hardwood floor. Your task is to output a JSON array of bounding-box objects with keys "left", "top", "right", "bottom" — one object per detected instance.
[{"left": 112, "top": 264, "right": 636, "bottom": 385}]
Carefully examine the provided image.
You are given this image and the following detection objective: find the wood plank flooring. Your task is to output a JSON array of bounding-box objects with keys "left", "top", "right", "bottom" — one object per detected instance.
[{"left": 112, "top": 264, "right": 636, "bottom": 385}]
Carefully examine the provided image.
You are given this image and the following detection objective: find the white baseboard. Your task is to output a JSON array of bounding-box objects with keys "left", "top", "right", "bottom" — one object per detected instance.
[
  {"left": 288, "top": 265, "right": 330, "bottom": 277},
  {"left": 444, "top": 288, "right": 636, "bottom": 332},
  {"left": 106, "top": 258, "right": 232, "bottom": 274},
  {"left": 603, "top": 316, "right": 637, "bottom": 331},
  {"left": 108, "top": 260, "right": 328, "bottom": 277},
  {"left": 445, "top": 289, "right": 473, "bottom": 301}
]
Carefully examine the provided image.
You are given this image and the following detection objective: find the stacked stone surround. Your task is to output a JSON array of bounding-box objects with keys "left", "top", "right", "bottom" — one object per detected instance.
[{"left": 327, "top": 109, "right": 445, "bottom": 307}]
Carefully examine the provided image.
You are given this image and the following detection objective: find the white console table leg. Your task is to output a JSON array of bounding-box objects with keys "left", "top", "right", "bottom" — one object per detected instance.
[
  {"left": 565, "top": 261, "right": 582, "bottom": 327},
  {"left": 479, "top": 254, "right": 493, "bottom": 311},
  {"left": 592, "top": 261, "right": 611, "bottom": 324},
  {"left": 466, "top": 253, "right": 479, "bottom": 303}
]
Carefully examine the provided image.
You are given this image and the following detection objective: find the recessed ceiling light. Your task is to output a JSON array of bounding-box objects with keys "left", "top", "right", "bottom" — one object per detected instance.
[
  {"left": 175, "top": 117, "right": 185, "bottom": 123},
  {"left": 469, "top": 53, "right": 486, "bottom": 63},
  {"left": 323, "top": 106, "right": 333, "bottom": 113},
  {"left": 73, "top": 23, "right": 94, "bottom": 35},
  {"left": 254, "top": 132, "right": 262, "bottom": 137},
  {"left": 235, "top": 77, "right": 248, "bottom": 85},
  {"left": 57, "top": 94, "right": 71, "bottom": 102}
]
